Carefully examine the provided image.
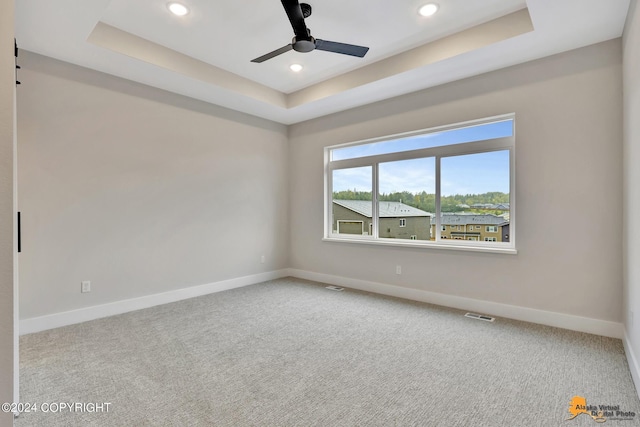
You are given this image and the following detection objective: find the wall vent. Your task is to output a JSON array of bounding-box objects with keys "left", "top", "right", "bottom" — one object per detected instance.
[
  {"left": 464, "top": 312, "right": 495, "bottom": 322},
  {"left": 325, "top": 286, "right": 344, "bottom": 292}
]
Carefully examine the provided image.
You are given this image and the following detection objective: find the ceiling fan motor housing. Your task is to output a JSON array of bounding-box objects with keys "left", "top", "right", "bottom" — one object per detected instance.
[{"left": 292, "top": 36, "right": 316, "bottom": 53}]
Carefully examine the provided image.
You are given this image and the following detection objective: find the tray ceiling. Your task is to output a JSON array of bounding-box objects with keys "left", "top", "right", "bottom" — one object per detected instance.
[{"left": 15, "top": 0, "right": 630, "bottom": 124}]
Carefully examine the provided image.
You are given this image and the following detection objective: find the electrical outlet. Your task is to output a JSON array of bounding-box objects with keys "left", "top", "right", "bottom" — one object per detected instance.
[
  {"left": 396, "top": 265, "right": 402, "bottom": 275},
  {"left": 81, "top": 281, "right": 91, "bottom": 293},
  {"left": 261, "top": 255, "right": 265, "bottom": 264}
]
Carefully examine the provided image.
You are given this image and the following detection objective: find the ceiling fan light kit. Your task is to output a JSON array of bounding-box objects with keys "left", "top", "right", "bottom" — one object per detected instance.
[{"left": 251, "top": 0, "right": 370, "bottom": 63}]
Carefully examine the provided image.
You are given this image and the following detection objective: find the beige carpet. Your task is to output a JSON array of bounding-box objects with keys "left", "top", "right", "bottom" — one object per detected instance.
[{"left": 16, "top": 278, "right": 640, "bottom": 426}]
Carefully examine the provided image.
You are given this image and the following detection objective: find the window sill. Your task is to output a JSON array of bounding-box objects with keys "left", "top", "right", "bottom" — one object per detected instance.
[{"left": 322, "top": 237, "right": 518, "bottom": 255}]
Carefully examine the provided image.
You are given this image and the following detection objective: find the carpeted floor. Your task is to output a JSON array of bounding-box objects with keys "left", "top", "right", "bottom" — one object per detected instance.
[{"left": 16, "top": 277, "right": 640, "bottom": 426}]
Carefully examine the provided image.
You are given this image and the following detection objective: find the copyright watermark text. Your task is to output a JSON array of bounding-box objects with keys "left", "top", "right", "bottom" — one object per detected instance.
[{"left": 2, "top": 402, "right": 111, "bottom": 414}]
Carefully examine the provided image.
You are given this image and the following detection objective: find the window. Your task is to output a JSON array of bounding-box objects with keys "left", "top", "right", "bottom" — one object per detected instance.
[
  {"left": 331, "top": 119, "right": 513, "bottom": 161},
  {"left": 331, "top": 167, "right": 371, "bottom": 237},
  {"left": 379, "top": 157, "right": 433, "bottom": 240},
  {"left": 326, "top": 115, "right": 515, "bottom": 252}
]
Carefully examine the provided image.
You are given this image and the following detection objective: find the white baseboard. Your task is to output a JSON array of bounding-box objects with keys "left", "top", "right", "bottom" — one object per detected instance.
[
  {"left": 288, "top": 269, "right": 623, "bottom": 339},
  {"left": 20, "top": 268, "right": 624, "bottom": 340},
  {"left": 623, "top": 330, "right": 640, "bottom": 400},
  {"left": 20, "top": 269, "right": 290, "bottom": 335}
]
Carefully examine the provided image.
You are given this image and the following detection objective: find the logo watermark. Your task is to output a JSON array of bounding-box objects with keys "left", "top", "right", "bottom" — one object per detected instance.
[{"left": 567, "top": 396, "right": 636, "bottom": 423}]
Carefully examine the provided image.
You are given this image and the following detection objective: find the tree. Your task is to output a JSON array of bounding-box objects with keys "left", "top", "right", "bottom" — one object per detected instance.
[{"left": 332, "top": 190, "right": 509, "bottom": 213}]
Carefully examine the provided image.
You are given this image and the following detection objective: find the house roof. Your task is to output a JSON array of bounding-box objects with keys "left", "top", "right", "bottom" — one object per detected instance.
[
  {"left": 431, "top": 213, "right": 508, "bottom": 225},
  {"left": 333, "top": 200, "right": 431, "bottom": 218},
  {"left": 469, "top": 203, "right": 510, "bottom": 210}
]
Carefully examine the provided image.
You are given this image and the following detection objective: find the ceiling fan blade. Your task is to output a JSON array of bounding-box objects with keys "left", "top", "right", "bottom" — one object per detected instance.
[
  {"left": 281, "top": 0, "right": 310, "bottom": 40},
  {"left": 315, "top": 39, "right": 370, "bottom": 58},
  {"left": 251, "top": 44, "right": 294, "bottom": 63}
]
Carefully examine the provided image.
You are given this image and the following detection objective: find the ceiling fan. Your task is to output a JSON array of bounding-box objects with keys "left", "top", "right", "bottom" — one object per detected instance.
[{"left": 251, "top": 0, "right": 370, "bottom": 63}]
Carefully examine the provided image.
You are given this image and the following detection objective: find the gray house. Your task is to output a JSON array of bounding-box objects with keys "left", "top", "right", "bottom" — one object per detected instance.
[
  {"left": 470, "top": 203, "right": 510, "bottom": 210},
  {"left": 332, "top": 200, "right": 432, "bottom": 240},
  {"left": 431, "top": 213, "right": 510, "bottom": 242}
]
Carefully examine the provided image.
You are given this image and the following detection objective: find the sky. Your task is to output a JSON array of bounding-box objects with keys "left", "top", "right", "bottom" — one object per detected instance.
[{"left": 332, "top": 120, "right": 511, "bottom": 196}]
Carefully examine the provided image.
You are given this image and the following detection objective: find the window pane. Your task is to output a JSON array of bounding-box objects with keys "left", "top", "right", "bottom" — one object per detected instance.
[
  {"left": 331, "top": 119, "right": 513, "bottom": 161},
  {"left": 378, "top": 158, "right": 435, "bottom": 241},
  {"left": 440, "top": 150, "right": 510, "bottom": 243},
  {"left": 332, "top": 167, "right": 372, "bottom": 236}
]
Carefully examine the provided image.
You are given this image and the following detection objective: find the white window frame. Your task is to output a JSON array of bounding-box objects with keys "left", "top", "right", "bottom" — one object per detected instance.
[
  {"left": 485, "top": 237, "right": 497, "bottom": 242},
  {"left": 399, "top": 219, "right": 406, "bottom": 227},
  {"left": 486, "top": 226, "right": 498, "bottom": 233},
  {"left": 324, "top": 114, "right": 516, "bottom": 254}
]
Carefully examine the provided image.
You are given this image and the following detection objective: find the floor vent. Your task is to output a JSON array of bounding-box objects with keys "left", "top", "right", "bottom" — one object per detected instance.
[
  {"left": 325, "top": 286, "right": 344, "bottom": 292},
  {"left": 464, "top": 312, "right": 495, "bottom": 322}
]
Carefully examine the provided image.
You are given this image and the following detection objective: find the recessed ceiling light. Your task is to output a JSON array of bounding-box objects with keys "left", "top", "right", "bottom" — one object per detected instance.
[
  {"left": 418, "top": 3, "right": 439, "bottom": 17},
  {"left": 168, "top": 2, "right": 189, "bottom": 16},
  {"left": 290, "top": 64, "right": 303, "bottom": 72}
]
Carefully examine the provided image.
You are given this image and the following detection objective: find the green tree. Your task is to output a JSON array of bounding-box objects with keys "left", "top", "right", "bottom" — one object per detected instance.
[{"left": 332, "top": 190, "right": 509, "bottom": 213}]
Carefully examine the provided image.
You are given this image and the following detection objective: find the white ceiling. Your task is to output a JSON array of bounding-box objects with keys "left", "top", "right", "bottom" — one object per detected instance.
[{"left": 15, "top": 0, "right": 631, "bottom": 124}]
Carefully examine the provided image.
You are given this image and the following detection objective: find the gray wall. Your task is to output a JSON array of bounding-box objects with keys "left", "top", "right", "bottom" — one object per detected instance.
[
  {"left": 289, "top": 40, "right": 623, "bottom": 323},
  {"left": 17, "top": 53, "right": 289, "bottom": 319},
  {"left": 0, "top": 0, "right": 14, "bottom": 424},
  {"left": 379, "top": 217, "right": 429, "bottom": 240},
  {"left": 624, "top": 0, "right": 640, "bottom": 377}
]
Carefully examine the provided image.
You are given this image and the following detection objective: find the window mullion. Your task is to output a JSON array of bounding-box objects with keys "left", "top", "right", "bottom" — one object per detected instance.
[
  {"left": 326, "top": 163, "right": 332, "bottom": 238},
  {"left": 435, "top": 155, "right": 441, "bottom": 242},
  {"left": 373, "top": 162, "right": 379, "bottom": 239}
]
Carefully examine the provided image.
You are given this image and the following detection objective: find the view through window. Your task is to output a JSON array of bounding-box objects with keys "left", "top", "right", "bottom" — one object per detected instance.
[{"left": 327, "top": 116, "right": 515, "bottom": 251}]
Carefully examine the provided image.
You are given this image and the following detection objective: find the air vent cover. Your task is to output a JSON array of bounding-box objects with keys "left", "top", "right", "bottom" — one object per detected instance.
[{"left": 464, "top": 312, "right": 495, "bottom": 322}]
